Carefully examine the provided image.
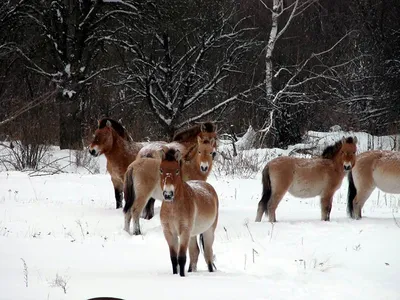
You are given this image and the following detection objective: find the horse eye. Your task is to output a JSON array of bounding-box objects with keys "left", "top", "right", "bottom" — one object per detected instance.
[
  {"left": 198, "top": 151, "right": 201, "bottom": 154},
  {"left": 159, "top": 169, "right": 163, "bottom": 174},
  {"left": 175, "top": 169, "right": 179, "bottom": 175}
]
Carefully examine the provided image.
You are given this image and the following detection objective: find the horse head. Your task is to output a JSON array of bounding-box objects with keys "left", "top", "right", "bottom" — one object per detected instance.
[
  {"left": 159, "top": 148, "right": 182, "bottom": 202},
  {"left": 88, "top": 120, "right": 115, "bottom": 157},
  {"left": 340, "top": 136, "right": 358, "bottom": 171}
]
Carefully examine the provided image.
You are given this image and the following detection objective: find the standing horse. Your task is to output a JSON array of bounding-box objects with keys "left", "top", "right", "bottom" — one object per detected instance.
[
  {"left": 159, "top": 148, "right": 219, "bottom": 277},
  {"left": 255, "top": 136, "right": 358, "bottom": 222},
  {"left": 347, "top": 150, "right": 400, "bottom": 219},
  {"left": 88, "top": 118, "right": 155, "bottom": 217},
  {"left": 123, "top": 122, "right": 217, "bottom": 235}
]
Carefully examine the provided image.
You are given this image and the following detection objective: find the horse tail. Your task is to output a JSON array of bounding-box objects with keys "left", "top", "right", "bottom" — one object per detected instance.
[
  {"left": 347, "top": 171, "right": 357, "bottom": 218},
  {"left": 199, "top": 234, "right": 205, "bottom": 253},
  {"left": 123, "top": 167, "right": 135, "bottom": 214},
  {"left": 260, "top": 165, "right": 272, "bottom": 214}
]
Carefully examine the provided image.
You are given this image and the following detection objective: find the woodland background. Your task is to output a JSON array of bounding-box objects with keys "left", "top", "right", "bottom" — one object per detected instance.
[{"left": 0, "top": 0, "right": 399, "bottom": 150}]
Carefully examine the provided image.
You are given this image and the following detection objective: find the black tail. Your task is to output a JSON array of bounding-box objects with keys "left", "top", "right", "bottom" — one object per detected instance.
[
  {"left": 199, "top": 234, "right": 204, "bottom": 253},
  {"left": 347, "top": 171, "right": 357, "bottom": 218},
  {"left": 259, "top": 166, "right": 272, "bottom": 215},
  {"left": 123, "top": 167, "right": 135, "bottom": 214}
]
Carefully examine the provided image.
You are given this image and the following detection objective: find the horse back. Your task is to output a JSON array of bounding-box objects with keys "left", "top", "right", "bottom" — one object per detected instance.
[{"left": 354, "top": 150, "right": 400, "bottom": 193}]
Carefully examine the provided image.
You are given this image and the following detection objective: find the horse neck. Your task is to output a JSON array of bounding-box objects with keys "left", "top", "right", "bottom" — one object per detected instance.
[
  {"left": 330, "top": 151, "right": 345, "bottom": 174},
  {"left": 105, "top": 132, "right": 138, "bottom": 162},
  {"left": 170, "top": 179, "right": 188, "bottom": 204}
]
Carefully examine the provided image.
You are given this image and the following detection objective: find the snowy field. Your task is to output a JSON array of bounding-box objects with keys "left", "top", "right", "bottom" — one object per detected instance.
[{"left": 0, "top": 130, "right": 400, "bottom": 300}]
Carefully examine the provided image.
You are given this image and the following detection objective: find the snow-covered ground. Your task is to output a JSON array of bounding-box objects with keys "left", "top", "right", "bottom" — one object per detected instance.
[{"left": 0, "top": 130, "right": 399, "bottom": 300}]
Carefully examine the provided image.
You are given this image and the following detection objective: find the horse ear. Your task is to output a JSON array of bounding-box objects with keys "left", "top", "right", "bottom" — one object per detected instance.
[
  {"left": 341, "top": 136, "right": 346, "bottom": 144},
  {"left": 200, "top": 123, "right": 206, "bottom": 132},
  {"left": 106, "top": 120, "right": 112, "bottom": 128},
  {"left": 197, "top": 135, "right": 202, "bottom": 144},
  {"left": 158, "top": 149, "right": 165, "bottom": 160},
  {"left": 97, "top": 119, "right": 101, "bottom": 127},
  {"left": 174, "top": 150, "right": 182, "bottom": 162},
  {"left": 353, "top": 136, "right": 358, "bottom": 144},
  {"left": 210, "top": 137, "right": 215, "bottom": 145}
]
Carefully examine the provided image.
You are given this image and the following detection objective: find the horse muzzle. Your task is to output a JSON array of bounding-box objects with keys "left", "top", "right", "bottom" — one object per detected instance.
[
  {"left": 163, "top": 191, "right": 174, "bottom": 202},
  {"left": 343, "top": 163, "right": 352, "bottom": 171},
  {"left": 200, "top": 162, "right": 209, "bottom": 173},
  {"left": 89, "top": 148, "right": 99, "bottom": 157}
]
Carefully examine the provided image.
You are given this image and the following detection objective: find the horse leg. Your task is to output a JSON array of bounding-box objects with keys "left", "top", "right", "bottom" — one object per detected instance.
[
  {"left": 266, "top": 190, "right": 286, "bottom": 223},
  {"left": 320, "top": 192, "right": 335, "bottom": 221},
  {"left": 177, "top": 231, "right": 190, "bottom": 277},
  {"left": 124, "top": 210, "right": 132, "bottom": 234},
  {"left": 200, "top": 227, "right": 217, "bottom": 272},
  {"left": 131, "top": 195, "right": 151, "bottom": 235},
  {"left": 163, "top": 228, "right": 179, "bottom": 275},
  {"left": 353, "top": 187, "right": 374, "bottom": 220},
  {"left": 188, "top": 236, "right": 200, "bottom": 272},
  {"left": 140, "top": 197, "right": 155, "bottom": 220},
  {"left": 111, "top": 177, "right": 123, "bottom": 209}
]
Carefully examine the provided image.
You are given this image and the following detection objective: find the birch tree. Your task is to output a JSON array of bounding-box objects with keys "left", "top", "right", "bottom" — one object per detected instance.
[{"left": 258, "top": 0, "right": 317, "bottom": 144}]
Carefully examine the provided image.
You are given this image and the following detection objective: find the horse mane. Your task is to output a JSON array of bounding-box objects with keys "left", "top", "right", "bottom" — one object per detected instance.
[
  {"left": 98, "top": 118, "right": 133, "bottom": 142},
  {"left": 172, "top": 121, "right": 216, "bottom": 143},
  {"left": 321, "top": 137, "right": 355, "bottom": 159},
  {"left": 182, "top": 143, "right": 198, "bottom": 162},
  {"left": 164, "top": 148, "right": 180, "bottom": 162}
]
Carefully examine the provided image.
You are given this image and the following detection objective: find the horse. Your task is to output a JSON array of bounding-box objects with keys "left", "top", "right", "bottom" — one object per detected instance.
[
  {"left": 159, "top": 148, "right": 219, "bottom": 277},
  {"left": 87, "top": 118, "right": 155, "bottom": 218},
  {"left": 123, "top": 122, "right": 218, "bottom": 235},
  {"left": 347, "top": 150, "right": 400, "bottom": 219},
  {"left": 255, "top": 136, "right": 358, "bottom": 223}
]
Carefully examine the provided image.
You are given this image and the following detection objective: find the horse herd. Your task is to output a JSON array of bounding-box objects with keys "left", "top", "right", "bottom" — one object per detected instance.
[{"left": 88, "top": 118, "right": 400, "bottom": 276}]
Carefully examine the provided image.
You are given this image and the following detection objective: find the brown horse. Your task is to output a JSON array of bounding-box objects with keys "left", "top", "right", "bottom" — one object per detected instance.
[
  {"left": 88, "top": 118, "right": 155, "bottom": 217},
  {"left": 159, "top": 148, "right": 219, "bottom": 277},
  {"left": 347, "top": 150, "right": 400, "bottom": 219},
  {"left": 123, "top": 122, "right": 217, "bottom": 235},
  {"left": 255, "top": 136, "right": 358, "bottom": 223}
]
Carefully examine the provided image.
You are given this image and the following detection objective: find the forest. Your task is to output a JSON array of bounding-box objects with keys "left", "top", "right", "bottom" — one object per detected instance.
[{"left": 0, "top": 0, "right": 399, "bottom": 150}]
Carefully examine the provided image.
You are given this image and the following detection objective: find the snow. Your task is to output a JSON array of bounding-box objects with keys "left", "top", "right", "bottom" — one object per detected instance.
[
  {"left": 62, "top": 89, "right": 76, "bottom": 99},
  {"left": 64, "top": 64, "right": 71, "bottom": 78},
  {"left": 1, "top": 131, "right": 399, "bottom": 300}
]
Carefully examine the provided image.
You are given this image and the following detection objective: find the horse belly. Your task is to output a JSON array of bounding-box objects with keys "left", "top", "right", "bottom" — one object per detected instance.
[
  {"left": 288, "top": 178, "right": 322, "bottom": 198},
  {"left": 191, "top": 215, "right": 215, "bottom": 236},
  {"left": 373, "top": 171, "right": 400, "bottom": 194}
]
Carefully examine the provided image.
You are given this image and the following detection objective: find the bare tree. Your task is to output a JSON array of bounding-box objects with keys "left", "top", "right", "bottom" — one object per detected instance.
[
  {"left": 9, "top": 0, "right": 145, "bottom": 149},
  {"left": 254, "top": 0, "right": 360, "bottom": 146},
  {"left": 107, "top": 1, "right": 261, "bottom": 136}
]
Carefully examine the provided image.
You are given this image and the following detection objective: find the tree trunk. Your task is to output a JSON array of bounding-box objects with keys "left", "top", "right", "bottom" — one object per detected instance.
[{"left": 58, "top": 93, "right": 83, "bottom": 150}]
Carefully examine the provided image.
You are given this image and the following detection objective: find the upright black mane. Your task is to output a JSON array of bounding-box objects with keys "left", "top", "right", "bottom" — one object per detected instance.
[
  {"left": 172, "top": 121, "right": 216, "bottom": 143},
  {"left": 321, "top": 137, "right": 355, "bottom": 159},
  {"left": 98, "top": 118, "right": 132, "bottom": 141},
  {"left": 165, "top": 148, "right": 179, "bottom": 162}
]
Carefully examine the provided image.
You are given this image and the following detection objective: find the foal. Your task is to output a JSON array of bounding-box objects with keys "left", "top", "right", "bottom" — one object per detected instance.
[
  {"left": 255, "top": 136, "right": 358, "bottom": 222},
  {"left": 159, "top": 148, "right": 219, "bottom": 277}
]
